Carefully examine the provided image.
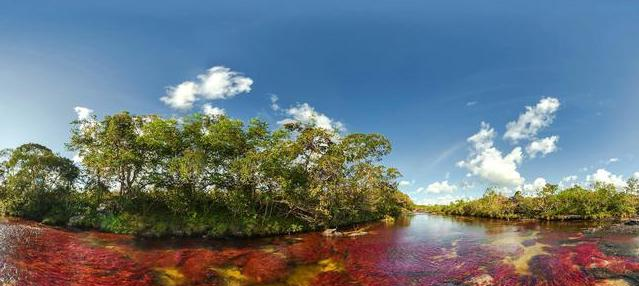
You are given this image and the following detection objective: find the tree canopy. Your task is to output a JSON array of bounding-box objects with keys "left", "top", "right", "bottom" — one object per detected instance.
[{"left": 0, "top": 111, "right": 413, "bottom": 237}]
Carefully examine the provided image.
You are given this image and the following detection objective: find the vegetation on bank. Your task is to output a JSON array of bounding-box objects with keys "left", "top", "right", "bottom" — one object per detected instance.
[
  {"left": 420, "top": 180, "right": 639, "bottom": 220},
  {"left": 0, "top": 112, "right": 413, "bottom": 237}
]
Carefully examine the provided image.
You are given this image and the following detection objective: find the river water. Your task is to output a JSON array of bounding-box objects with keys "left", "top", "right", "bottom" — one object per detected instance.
[{"left": 1, "top": 215, "right": 638, "bottom": 286}]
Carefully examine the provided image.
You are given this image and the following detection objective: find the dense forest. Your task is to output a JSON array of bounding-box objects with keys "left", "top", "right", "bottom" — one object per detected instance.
[
  {"left": 0, "top": 112, "right": 413, "bottom": 237},
  {"left": 422, "top": 180, "right": 639, "bottom": 220}
]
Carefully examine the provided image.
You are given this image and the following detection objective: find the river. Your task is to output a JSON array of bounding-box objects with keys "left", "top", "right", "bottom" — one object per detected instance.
[{"left": 1, "top": 215, "right": 638, "bottom": 285}]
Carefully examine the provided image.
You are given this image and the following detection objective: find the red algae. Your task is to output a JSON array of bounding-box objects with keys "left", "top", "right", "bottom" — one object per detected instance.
[
  {"left": 241, "top": 252, "right": 289, "bottom": 283},
  {"left": 3, "top": 215, "right": 639, "bottom": 286}
]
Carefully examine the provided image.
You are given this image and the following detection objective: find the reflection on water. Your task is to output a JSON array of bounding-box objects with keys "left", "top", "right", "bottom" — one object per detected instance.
[{"left": 2, "top": 215, "right": 639, "bottom": 285}]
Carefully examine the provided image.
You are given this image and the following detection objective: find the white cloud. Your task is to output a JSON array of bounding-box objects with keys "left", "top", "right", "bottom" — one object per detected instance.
[
  {"left": 72, "top": 153, "right": 82, "bottom": 164},
  {"left": 459, "top": 181, "right": 475, "bottom": 190},
  {"left": 526, "top": 136, "right": 559, "bottom": 158},
  {"left": 398, "top": 180, "right": 414, "bottom": 187},
  {"left": 425, "top": 180, "right": 457, "bottom": 194},
  {"left": 467, "top": 121, "right": 496, "bottom": 150},
  {"left": 458, "top": 122, "right": 524, "bottom": 187},
  {"left": 161, "top": 66, "right": 253, "bottom": 110},
  {"left": 607, "top": 158, "right": 619, "bottom": 164},
  {"left": 417, "top": 194, "right": 471, "bottom": 206},
  {"left": 202, "top": 104, "right": 225, "bottom": 117},
  {"left": 634, "top": 172, "right": 639, "bottom": 179},
  {"left": 161, "top": 81, "right": 199, "bottom": 110},
  {"left": 522, "top": 177, "right": 547, "bottom": 193},
  {"left": 278, "top": 103, "right": 345, "bottom": 132},
  {"left": 74, "top": 106, "right": 94, "bottom": 121},
  {"left": 559, "top": 175, "right": 579, "bottom": 188},
  {"left": 415, "top": 187, "right": 425, "bottom": 193},
  {"left": 270, "top": 94, "right": 280, "bottom": 111},
  {"left": 466, "top": 101, "right": 478, "bottom": 107},
  {"left": 504, "top": 97, "right": 560, "bottom": 142},
  {"left": 586, "top": 169, "right": 626, "bottom": 189}
]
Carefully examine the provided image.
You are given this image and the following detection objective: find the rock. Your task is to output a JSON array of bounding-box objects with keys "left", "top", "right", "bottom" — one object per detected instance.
[
  {"left": 466, "top": 274, "right": 494, "bottom": 286},
  {"left": 322, "top": 229, "right": 343, "bottom": 237},
  {"left": 624, "top": 219, "right": 639, "bottom": 226},
  {"left": 67, "top": 215, "right": 85, "bottom": 227},
  {"left": 556, "top": 215, "right": 583, "bottom": 220},
  {"left": 588, "top": 268, "right": 619, "bottom": 279},
  {"left": 322, "top": 228, "right": 368, "bottom": 237},
  {"left": 347, "top": 230, "right": 368, "bottom": 237}
]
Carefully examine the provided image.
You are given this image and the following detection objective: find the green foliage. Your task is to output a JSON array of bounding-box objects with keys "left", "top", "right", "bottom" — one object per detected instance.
[
  {"left": 1, "top": 111, "right": 413, "bottom": 237},
  {"left": 0, "top": 144, "right": 79, "bottom": 224},
  {"left": 423, "top": 182, "right": 638, "bottom": 220}
]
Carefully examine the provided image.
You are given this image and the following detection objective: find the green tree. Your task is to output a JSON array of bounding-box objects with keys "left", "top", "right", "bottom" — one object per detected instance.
[
  {"left": 69, "top": 112, "right": 147, "bottom": 197},
  {"left": 0, "top": 143, "right": 79, "bottom": 223},
  {"left": 626, "top": 177, "right": 639, "bottom": 195}
]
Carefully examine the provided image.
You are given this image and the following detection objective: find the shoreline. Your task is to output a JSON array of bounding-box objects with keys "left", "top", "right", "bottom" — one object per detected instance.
[
  {"left": 1, "top": 214, "right": 402, "bottom": 240},
  {"left": 421, "top": 211, "right": 634, "bottom": 222}
]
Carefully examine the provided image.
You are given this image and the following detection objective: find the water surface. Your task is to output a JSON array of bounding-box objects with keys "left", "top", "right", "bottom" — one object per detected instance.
[{"left": 1, "top": 215, "right": 638, "bottom": 285}]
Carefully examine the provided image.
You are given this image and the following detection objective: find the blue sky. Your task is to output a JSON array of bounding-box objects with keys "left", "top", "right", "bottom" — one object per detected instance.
[{"left": 1, "top": 1, "right": 638, "bottom": 204}]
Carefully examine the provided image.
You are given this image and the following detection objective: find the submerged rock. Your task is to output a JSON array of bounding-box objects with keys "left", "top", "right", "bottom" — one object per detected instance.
[
  {"left": 322, "top": 229, "right": 343, "bottom": 237},
  {"left": 347, "top": 230, "right": 368, "bottom": 237},
  {"left": 586, "top": 223, "right": 639, "bottom": 236},
  {"left": 465, "top": 274, "right": 494, "bottom": 286},
  {"left": 322, "top": 228, "right": 368, "bottom": 237}
]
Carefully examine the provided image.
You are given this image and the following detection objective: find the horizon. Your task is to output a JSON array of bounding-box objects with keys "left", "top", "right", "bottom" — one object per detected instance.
[{"left": 2, "top": 1, "right": 639, "bottom": 205}]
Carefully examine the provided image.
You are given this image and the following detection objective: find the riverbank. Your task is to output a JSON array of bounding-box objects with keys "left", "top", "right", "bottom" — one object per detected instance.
[
  {"left": 1, "top": 212, "right": 401, "bottom": 240},
  {"left": 417, "top": 183, "right": 639, "bottom": 221},
  {"left": 37, "top": 211, "right": 407, "bottom": 239}
]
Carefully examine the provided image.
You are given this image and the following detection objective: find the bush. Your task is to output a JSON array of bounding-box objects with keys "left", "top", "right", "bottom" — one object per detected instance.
[{"left": 423, "top": 183, "right": 637, "bottom": 220}]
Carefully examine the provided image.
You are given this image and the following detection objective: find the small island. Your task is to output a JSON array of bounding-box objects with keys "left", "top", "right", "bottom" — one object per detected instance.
[{"left": 0, "top": 112, "right": 413, "bottom": 238}]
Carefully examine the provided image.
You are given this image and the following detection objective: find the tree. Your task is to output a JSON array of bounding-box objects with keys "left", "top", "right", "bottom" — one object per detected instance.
[
  {"left": 0, "top": 143, "right": 79, "bottom": 222},
  {"left": 69, "top": 112, "right": 147, "bottom": 197},
  {"left": 1, "top": 110, "right": 413, "bottom": 236},
  {"left": 626, "top": 177, "right": 639, "bottom": 195}
]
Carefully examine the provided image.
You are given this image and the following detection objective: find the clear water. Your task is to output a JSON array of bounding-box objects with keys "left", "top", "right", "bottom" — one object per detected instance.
[{"left": 1, "top": 215, "right": 638, "bottom": 285}]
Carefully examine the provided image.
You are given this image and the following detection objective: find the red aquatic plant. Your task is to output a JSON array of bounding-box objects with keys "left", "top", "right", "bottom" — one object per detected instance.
[{"left": 241, "top": 251, "right": 288, "bottom": 283}]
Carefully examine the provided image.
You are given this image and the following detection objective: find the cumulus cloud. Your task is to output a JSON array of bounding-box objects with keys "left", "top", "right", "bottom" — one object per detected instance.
[
  {"left": 457, "top": 122, "right": 524, "bottom": 187},
  {"left": 425, "top": 180, "right": 457, "bottom": 194},
  {"left": 526, "top": 136, "right": 559, "bottom": 158},
  {"left": 162, "top": 82, "right": 199, "bottom": 110},
  {"left": 521, "top": 177, "right": 547, "bottom": 193},
  {"left": 278, "top": 103, "right": 345, "bottom": 132},
  {"left": 270, "top": 94, "right": 280, "bottom": 111},
  {"left": 161, "top": 66, "right": 253, "bottom": 110},
  {"left": 202, "top": 104, "right": 225, "bottom": 117},
  {"left": 74, "top": 106, "right": 94, "bottom": 121},
  {"left": 417, "top": 194, "right": 470, "bottom": 206},
  {"left": 634, "top": 172, "right": 639, "bottom": 179},
  {"left": 586, "top": 169, "right": 626, "bottom": 189},
  {"left": 559, "top": 175, "right": 579, "bottom": 188},
  {"left": 504, "top": 97, "right": 560, "bottom": 142}
]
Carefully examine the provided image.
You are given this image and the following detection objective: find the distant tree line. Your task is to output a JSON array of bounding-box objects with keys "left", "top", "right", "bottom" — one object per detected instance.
[
  {"left": 422, "top": 180, "right": 639, "bottom": 220},
  {"left": 0, "top": 112, "right": 413, "bottom": 237}
]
